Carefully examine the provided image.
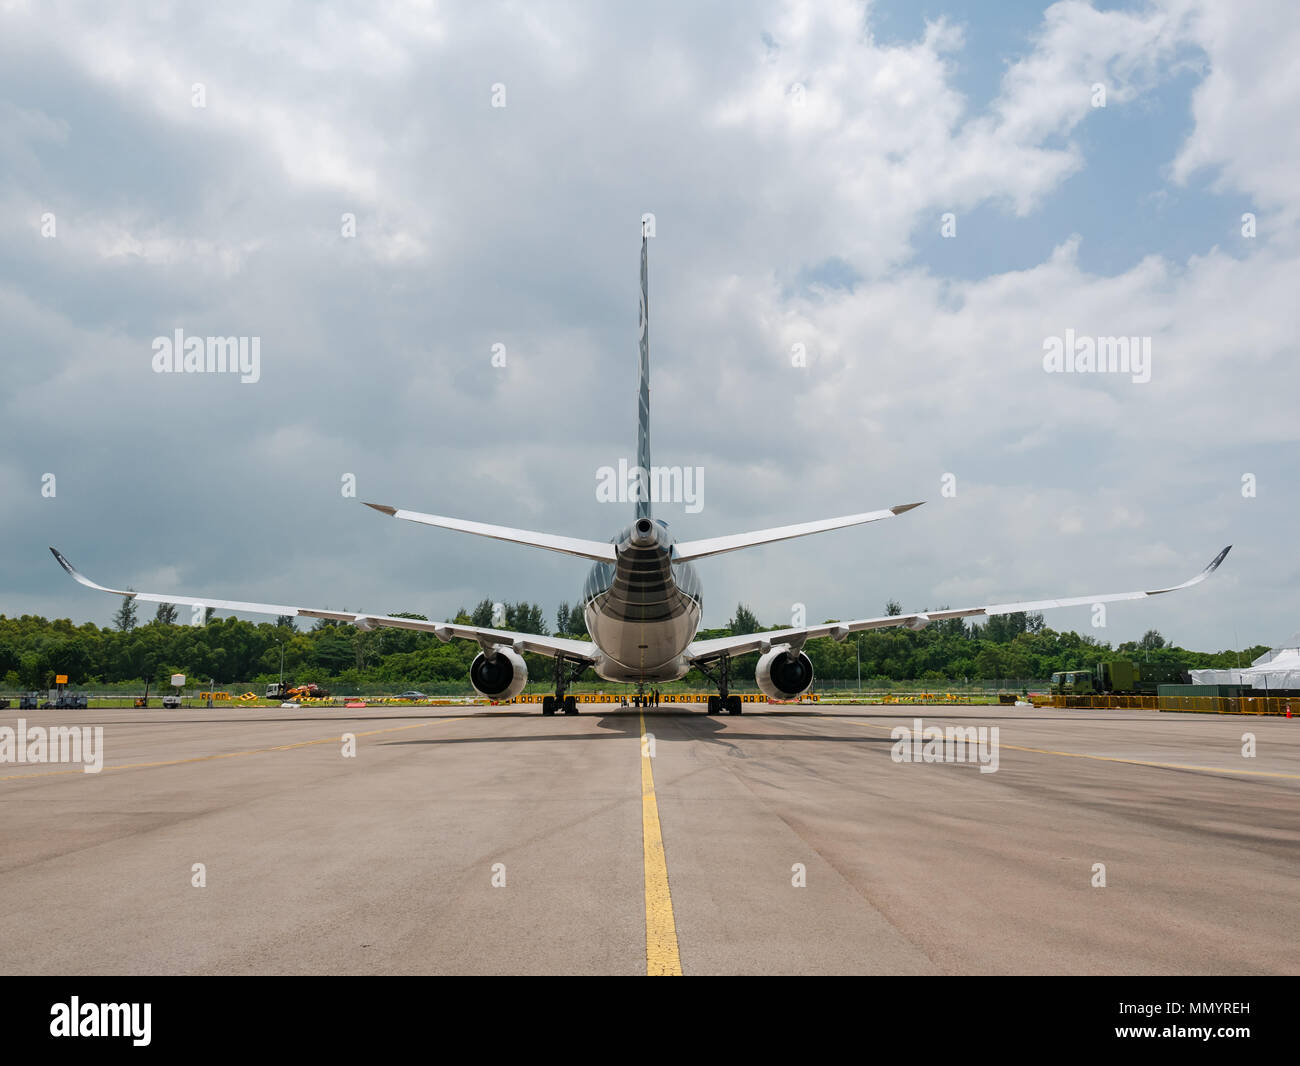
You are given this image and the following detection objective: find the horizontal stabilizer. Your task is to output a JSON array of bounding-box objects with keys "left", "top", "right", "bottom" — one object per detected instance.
[
  {"left": 365, "top": 503, "right": 616, "bottom": 562},
  {"left": 673, "top": 502, "right": 923, "bottom": 562}
]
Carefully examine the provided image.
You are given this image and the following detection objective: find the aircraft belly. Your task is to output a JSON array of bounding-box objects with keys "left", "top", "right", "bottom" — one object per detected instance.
[
  {"left": 587, "top": 596, "right": 698, "bottom": 681},
  {"left": 594, "top": 656, "right": 691, "bottom": 683}
]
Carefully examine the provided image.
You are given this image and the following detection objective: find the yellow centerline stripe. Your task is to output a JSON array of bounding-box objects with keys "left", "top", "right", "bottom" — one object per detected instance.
[
  {"left": 826, "top": 716, "right": 1300, "bottom": 780},
  {"left": 639, "top": 710, "right": 682, "bottom": 976},
  {"left": 0, "top": 717, "right": 458, "bottom": 782}
]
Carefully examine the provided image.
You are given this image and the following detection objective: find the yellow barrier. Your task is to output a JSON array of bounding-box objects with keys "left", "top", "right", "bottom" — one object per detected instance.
[
  {"left": 1041, "top": 695, "right": 1160, "bottom": 711},
  {"left": 1039, "top": 694, "right": 1295, "bottom": 716},
  {"left": 503, "top": 692, "right": 822, "bottom": 705}
]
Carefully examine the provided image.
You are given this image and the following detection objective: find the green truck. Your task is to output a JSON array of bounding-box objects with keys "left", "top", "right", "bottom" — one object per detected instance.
[{"left": 1050, "top": 660, "right": 1190, "bottom": 696}]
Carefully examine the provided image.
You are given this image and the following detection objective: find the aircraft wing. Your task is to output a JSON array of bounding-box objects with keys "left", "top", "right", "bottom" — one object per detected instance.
[
  {"left": 48, "top": 548, "right": 597, "bottom": 661},
  {"left": 686, "top": 546, "right": 1232, "bottom": 662}
]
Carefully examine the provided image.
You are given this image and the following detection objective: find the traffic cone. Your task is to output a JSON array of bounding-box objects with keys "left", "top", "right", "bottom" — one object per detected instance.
[{"left": 1287, "top": 703, "right": 1292, "bottom": 719}]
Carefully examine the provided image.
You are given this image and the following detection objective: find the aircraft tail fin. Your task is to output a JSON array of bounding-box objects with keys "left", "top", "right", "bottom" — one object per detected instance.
[{"left": 636, "top": 218, "right": 652, "bottom": 522}]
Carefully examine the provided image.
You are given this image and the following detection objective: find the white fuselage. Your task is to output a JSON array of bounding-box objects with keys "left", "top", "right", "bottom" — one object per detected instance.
[{"left": 581, "top": 518, "right": 702, "bottom": 683}]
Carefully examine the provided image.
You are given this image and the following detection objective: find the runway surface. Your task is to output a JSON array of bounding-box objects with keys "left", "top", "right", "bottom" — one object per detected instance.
[{"left": 1, "top": 703, "right": 1296, "bottom": 975}]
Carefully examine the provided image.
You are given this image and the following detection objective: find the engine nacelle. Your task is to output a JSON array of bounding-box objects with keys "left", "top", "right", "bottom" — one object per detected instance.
[
  {"left": 755, "top": 645, "right": 815, "bottom": 700},
  {"left": 470, "top": 647, "right": 528, "bottom": 701}
]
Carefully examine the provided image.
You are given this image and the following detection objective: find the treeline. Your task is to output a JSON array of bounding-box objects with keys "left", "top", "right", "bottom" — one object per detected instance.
[{"left": 0, "top": 597, "right": 1266, "bottom": 691}]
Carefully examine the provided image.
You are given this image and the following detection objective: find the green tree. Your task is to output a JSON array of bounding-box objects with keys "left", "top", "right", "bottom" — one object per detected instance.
[
  {"left": 113, "top": 593, "right": 138, "bottom": 632},
  {"left": 377, "top": 613, "right": 429, "bottom": 656},
  {"left": 505, "top": 602, "right": 547, "bottom": 634},
  {"left": 974, "top": 644, "right": 1006, "bottom": 680},
  {"left": 154, "top": 602, "right": 178, "bottom": 625},
  {"left": 728, "top": 603, "right": 760, "bottom": 635},
  {"left": 471, "top": 599, "right": 495, "bottom": 627},
  {"left": 567, "top": 603, "right": 589, "bottom": 638},
  {"left": 311, "top": 634, "right": 354, "bottom": 673},
  {"left": 353, "top": 629, "right": 378, "bottom": 672},
  {"left": 1139, "top": 629, "right": 1166, "bottom": 650}
]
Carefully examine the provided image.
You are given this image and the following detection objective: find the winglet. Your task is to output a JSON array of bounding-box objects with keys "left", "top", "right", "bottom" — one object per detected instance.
[
  {"left": 50, "top": 547, "right": 122, "bottom": 595},
  {"left": 890, "top": 502, "right": 925, "bottom": 515},
  {"left": 1194, "top": 544, "right": 1232, "bottom": 581},
  {"left": 1145, "top": 545, "right": 1232, "bottom": 595},
  {"left": 364, "top": 502, "right": 397, "bottom": 516}
]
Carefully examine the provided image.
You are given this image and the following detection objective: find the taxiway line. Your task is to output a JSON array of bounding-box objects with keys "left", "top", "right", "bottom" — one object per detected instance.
[{"left": 639, "top": 710, "right": 682, "bottom": 976}]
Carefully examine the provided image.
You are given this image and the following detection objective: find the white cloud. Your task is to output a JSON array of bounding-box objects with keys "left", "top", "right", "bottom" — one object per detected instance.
[
  {"left": 1172, "top": 0, "right": 1300, "bottom": 226},
  {"left": 1, "top": 0, "right": 1296, "bottom": 651}
]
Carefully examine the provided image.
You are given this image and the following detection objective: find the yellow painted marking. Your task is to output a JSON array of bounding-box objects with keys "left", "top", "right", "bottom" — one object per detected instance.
[
  {"left": 639, "top": 710, "right": 682, "bottom": 976},
  {"left": 826, "top": 716, "right": 1300, "bottom": 780},
  {"left": 0, "top": 718, "right": 458, "bottom": 782}
]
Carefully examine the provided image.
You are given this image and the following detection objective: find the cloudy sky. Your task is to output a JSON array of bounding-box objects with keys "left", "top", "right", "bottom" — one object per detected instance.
[{"left": 1, "top": 0, "right": 1296, "bottom": 651}]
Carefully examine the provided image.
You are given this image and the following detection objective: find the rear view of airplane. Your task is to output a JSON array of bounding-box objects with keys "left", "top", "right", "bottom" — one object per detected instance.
[{"left": 51, "top": 221, "right": 1231, "bottom": 715}]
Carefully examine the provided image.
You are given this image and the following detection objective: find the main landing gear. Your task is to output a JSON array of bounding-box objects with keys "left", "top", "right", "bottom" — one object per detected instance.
[
  {"left": 541, "top": 694, "right": 577, "bottom": 716},
  {"left": 697, "top": 656, "right": 744, "bottom": 716},
  {"left": 706, "top": 694, "right": 743, "bottom": 715},
  {"left": 541, "top": 655, "right": 585, "bottom": 716}
]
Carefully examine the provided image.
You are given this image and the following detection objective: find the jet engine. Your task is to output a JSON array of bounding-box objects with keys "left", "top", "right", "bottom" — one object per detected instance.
[
  {"left": 755, "top": 644, "right": 815, "bottom": 700},
  {"left": 470, "top": 647, "right": 528, "bottom": 701}
]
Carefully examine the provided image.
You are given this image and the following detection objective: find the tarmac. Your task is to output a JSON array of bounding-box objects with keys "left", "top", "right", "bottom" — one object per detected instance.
[{"left": 0, "top": 703, "right": 1295, "bottom": 975}]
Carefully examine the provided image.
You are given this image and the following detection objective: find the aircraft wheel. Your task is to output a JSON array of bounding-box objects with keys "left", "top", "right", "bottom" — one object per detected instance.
[
  {"left": 563, "top": 695, "right": 578, "bottom": 715},
  {"left": 726, "top": 695, "right": 743, "bottom": 715},
  {"left": 707, "top": 695, "right": 721, "bottom": 715},
  {"left": 542, "top": 695, "right": 556, "bottom": 716}
]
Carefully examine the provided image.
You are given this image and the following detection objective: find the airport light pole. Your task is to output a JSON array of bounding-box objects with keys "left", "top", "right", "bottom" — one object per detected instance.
[{"left": 856, "top": 634, "right": 862, "bottom": 694}]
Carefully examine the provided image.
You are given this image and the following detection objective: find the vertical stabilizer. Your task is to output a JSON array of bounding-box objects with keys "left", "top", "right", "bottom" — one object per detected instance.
[{"left": 636, "top": 219, "right": 652, "bottom": 521}]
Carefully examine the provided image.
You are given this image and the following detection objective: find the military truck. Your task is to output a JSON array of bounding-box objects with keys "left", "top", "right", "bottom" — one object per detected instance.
[{"left": 1050, "top": 660, "right": 1190, "bottom": 696}]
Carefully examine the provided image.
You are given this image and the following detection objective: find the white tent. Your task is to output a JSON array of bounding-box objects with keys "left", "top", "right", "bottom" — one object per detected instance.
[{"left": 1190, "top": 632, "right": 1300, "bottom": 690}]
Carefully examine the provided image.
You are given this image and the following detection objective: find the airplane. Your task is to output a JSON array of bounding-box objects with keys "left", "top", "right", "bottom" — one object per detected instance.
[{"left": 50, "top": 220, "right": 1231, "bottom": 716}]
